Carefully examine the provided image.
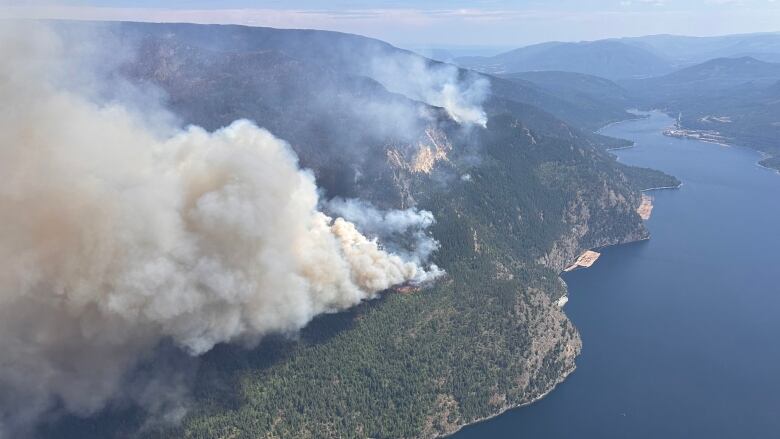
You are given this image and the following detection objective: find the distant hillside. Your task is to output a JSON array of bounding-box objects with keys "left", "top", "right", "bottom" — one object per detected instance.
[
  {"left": 498, "top": 71, "right": 637, "bottom": 130},
  {"left": 621, "top": 32, "right": 780, "bottom": 65},
  {"left": 647, "top": 56, "right": 780, "bottom": 86},
  {"left": 504, "top": 71, "right": 632, "bottom": 101},
  {"left": 455, "top": 40, "right": 673, "bottom": 79},
  {"left": 622, "top": 56, "right": 780, "bottom": 103}
]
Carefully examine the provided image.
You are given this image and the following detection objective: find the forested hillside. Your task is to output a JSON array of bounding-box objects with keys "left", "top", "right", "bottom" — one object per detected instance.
[{"left": 39, "top": 21, "right": 677, "bottom": 439}]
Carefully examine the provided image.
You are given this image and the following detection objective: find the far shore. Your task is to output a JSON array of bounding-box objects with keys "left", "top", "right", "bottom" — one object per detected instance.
[{"left": 597, "top": 110, "right": 651, "bottom": 132}]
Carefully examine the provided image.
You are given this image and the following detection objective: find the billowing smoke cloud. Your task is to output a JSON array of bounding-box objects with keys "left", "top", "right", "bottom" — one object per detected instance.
[
  {"left": 0, "top": 23, "right": 440, "bottom": 434},
  {"left": 368, "top": 52, "right": 490, "bottom": 127},
  {"left": 324, "top": 198, "right": 443, "bottom": 279}
]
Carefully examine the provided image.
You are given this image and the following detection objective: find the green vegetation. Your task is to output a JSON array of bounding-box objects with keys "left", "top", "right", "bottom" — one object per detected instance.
[
  {"left": 40, "top": 22, "right": 676, "bottom": 439},
  {"left": 140, "top": 112, "right": 655, "bottom": 439},
  {"left": 45, "top": 107, "right": 663, "bottom": 439},
  {"left": 619, "top": 164, "right": 681, "bottom": 191}
]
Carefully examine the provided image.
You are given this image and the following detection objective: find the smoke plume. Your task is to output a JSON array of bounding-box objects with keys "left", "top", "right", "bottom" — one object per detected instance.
[
  {"left": 324, "top": 198, "right": 443, "bottom": 278},
  {"left": 368, "top": 52, "right": 490, "bottom": 127},
  {"left": 0, "top": 22, "right": 440, "bottom": 434}
]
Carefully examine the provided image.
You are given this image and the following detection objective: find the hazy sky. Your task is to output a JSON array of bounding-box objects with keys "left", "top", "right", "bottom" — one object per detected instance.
[{"left": 3, "top": 0, "right": 780, "bottom": 49}]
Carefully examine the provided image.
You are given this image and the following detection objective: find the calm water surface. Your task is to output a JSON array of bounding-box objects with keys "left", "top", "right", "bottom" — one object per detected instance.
[{"left": 453, "top": 111, "right": 780, "bottom": 438}]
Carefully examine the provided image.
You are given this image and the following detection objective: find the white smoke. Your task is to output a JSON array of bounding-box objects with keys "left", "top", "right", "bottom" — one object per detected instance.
[
  {"left": 368, "top": 53, "right": 490, "bottom": 127},
  {"left": 324, "top": 198, "right": 444, "bottom": 281},
  {"left": 0, "top": 23, "right": 440, "bottom": 433}
]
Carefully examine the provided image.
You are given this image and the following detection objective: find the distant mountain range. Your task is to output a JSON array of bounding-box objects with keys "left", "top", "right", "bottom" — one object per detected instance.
[
  {"left": 453, "top": 32, "right": 780, "bottom": 79},
  {"left": 621, "top": 56, "right": 780, "bottom": 103},
  {"left": 620, "top": 32, "right": 780, "bottom": 65},
  {"left": 455, "top": 40, "right": 673, "bottom": 79},
  {"left": 650, "top": 56, "right": 780, "bottom": 83}
]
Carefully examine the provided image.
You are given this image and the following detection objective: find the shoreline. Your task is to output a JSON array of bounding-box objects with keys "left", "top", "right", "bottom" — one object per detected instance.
[
  {"left": 662, "top": 128, "right": 730, "bottom": 147},
  {"left": 442, "top": 107, "right": 780, "bottom": 438},
  {"left": 440, "top": 230, "right": 657, "bottom": 438},
  {"left": 437, "top": 113, "right": 675, "bottom": 439},
  {"left": 655, "top": 110, "right": 780, "bottom": 175},
  {"left": 600, "top": 113, "right": 648, "bottom": 151},
  {"left": 597, "top": 111, "right": 650, "bottom": 132},
  {"left": 605, "top": 143, "right": 635, "bottom": 152},
  {"left": 642, "top": 182, "right": 683, "bottom": 192},
  {"left": 441, "top": 363, "right": 577, "bottom": 438}
]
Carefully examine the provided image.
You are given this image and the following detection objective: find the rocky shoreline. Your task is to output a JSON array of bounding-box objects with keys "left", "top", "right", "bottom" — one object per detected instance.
[
  {"left": 440, "top": 360, "right": 578, "bottom": 438},
  {"left": 436, "top": 227, "right": 651, "bottom": 439},
  {"left": 436, "top": 213, "right": 656, "bottom": 438},
  {"left": 435, "top": 116, "right": 685, "bottom": 438}
]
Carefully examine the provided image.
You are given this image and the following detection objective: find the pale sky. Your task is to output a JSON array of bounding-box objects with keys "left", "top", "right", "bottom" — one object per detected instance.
[{"left": 3, "top": 0, "right": 780, "bottom": 49}]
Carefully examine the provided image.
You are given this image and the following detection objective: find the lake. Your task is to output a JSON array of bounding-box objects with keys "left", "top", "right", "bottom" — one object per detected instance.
[{"left": 452, "top": 111, "right": 780, "bottom": 438}]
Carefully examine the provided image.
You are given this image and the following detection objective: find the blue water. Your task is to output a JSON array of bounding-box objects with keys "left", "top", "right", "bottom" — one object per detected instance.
[{"left": 453, "top": 111, "right": 780, "bottom": 438}]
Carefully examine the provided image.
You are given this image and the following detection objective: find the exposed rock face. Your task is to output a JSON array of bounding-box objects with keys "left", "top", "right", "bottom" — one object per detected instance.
[
  {"left": 387, "top": 128, "right": 452, "bottom": 175},
  {"left": 542, "top": 182, "right": 649, "bottom": 273}
]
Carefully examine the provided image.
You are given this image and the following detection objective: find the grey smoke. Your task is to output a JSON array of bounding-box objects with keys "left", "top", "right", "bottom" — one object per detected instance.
[
  {"left": 368, "top": 52, "right": 490, "bottom": 127},
  {"left": 0, "top": 22, "right": 441, "bottom": 434}
]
